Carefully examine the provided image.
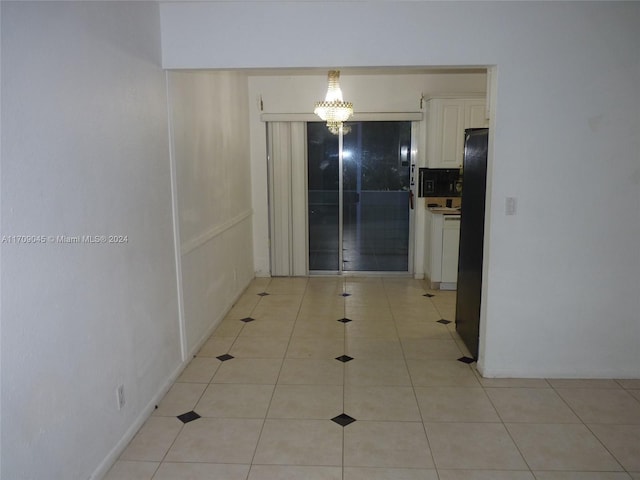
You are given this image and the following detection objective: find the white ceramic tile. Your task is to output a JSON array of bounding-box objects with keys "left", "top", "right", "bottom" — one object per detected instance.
[
  {"left": 291, "top": 319, "right": 345, "bottom": 338},
  {"left": 415, "top": 386, "right": 500, "bottom": 422},
  {"left": 227, "top": 300, "right": 259, "bottom": 319},
  {"left": 249, "top": 307, "right": 300, "bottom": 323},
  {"left": 344, "top": 421, "right": 433, "bottom": 468},
  {"left": 229, "top": 336, "right": 290, "bottom": 358},
  {"left": 243, "top": 278, "right": 272, "bottom": 294},
  {"left": 407, "top": 359, "right": 480, "bottom": 387},
  {"left": 533, "top": 473, "right": 632, "bottom": 480},
  {"left": 263, "top": 277, "right": 308, "bottom": 294},
  {"left": 394, "top": 321, "right": 452, "bottom": 339},
  {"left": 475, "top": 376, "right": 550, "bottom": 388},
  {"left": 344, "top": 466, "right": 439, "bottom": 480},
  {"left": 253, "top": 419, "right": 343, "bottom": 466},
  {"left": 195, "top": 383, "right": 274, "bottom": 418},
  {"left": 589, "top": 423, "right": 640, "bottom": 471},
  {"left": 152, "top": 382, "right": 206, "bottom": 417},
  {"left": 238, "top": 318, "right": 295, "bottom": 338},
  {"left": 277, "top": 358, "right": 344, "bottom": 385},
  {"left": 345, "top": 385, "right": 421, "bottom": 421},
  {"left": 556, "top": 388, "right": 640, "bottom": 424},
  {"left": 286, "top": 337, "right": 345, "bottom": 359},
  {"left": 152, "top": 463, "right": 250, "bottom": 480},
  {"left": 425, "top": 422, "right": 527, "bottom": 470},
  {"left": 211, "top": 319, "right": 244, "bottom": 338},
  {"left": 103, "top": 461, "right": 158, "bottom": 480},
  {"left": 485, "top": 387, "right": 581, "bottom": 423},
  {"left": 345, "top": 337, "right": 404, "bottom": 359},
  {"left": 506, "top": 423, "right": 623, "bottom": 471},
  {"left": 616, "top": 379, "right": 640, "bottom": 389},
  {"left": 401, "top": 338, "right": 463, "bottom": 360},
  {"left": 248, "top": 465, "right": 342, "bottom": 480},
  {"left": 297, "top": 303, "right": 346, "bottom": 320},
  {"left": 197, "top": 335, "right": 235, "bottom": 356},
  {"left": 254, "top": 293, "right": 303, "bottom": 309},
  {"left": 212, "top": 358, "right": 282, "bottom": 384},
  {"left": 345, "top": 358, "right": 412, "bottom": 386},
  {"left": 165, "top": 418, "right": 263, "bottom": 463},
  {"left": 344, "top": 320, "right": 399, "bottom": 339},
  {"left": 176, "top": 357, "right": 220, "bottom": 383},
  {"left": 437, "top": 471, "right": 535, "bottom": 480},
  {"left": 548, "top": 379, "right": 623, "bottom": 389},
  {"left": 267, "top": 384, "right": 343, "bottom": 419},
  {"left": 119, "top": 417, "right": 183, "bottom": 462},
  {"left": 344, "top": 306, "right": 393, "bottom": 320}
]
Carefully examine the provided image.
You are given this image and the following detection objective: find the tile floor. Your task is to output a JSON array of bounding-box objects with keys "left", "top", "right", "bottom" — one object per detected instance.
[{"left": 106, "top": 277, "right": 640, "bottom": 480}]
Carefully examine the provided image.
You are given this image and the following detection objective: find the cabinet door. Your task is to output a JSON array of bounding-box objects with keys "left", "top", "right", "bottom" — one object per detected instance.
[
  {"left": 427, "top": 98, "right": 487, "bottom": 169},
  {"left": 439, "top": 102, "right": 465, "bottom": 168},
  {"left": 427, "top": 99, "right": 464, "bottom": 169},
  {"left": 466, "top": 99, "right": 489, "bottom": 129},
  {"left": 441, "top": 216, "right": 461, "bottom": 283}
]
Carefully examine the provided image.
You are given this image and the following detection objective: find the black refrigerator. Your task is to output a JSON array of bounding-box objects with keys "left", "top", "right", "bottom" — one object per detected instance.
[{"left": 455, "top": 128, "right": 488, "bottom": 360}]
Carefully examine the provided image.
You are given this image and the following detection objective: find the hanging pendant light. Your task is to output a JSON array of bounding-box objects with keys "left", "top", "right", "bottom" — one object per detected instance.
[{"left": 314, "top": 70, "right": 353, "bottom": 134}]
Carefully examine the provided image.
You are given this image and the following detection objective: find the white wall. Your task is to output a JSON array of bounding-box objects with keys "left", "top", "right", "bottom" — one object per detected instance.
[
  {"left": 161, "top": 1, "right": 640, "bottom": 378},
  {"left": 168, "top": 70, "right": 254, "bottom": 353},
  {"left": 0, "top": 3, "right": 181, "bottom": 479},
  {"left": 248, "top": 73, "right": 487, "bottom": 277}
]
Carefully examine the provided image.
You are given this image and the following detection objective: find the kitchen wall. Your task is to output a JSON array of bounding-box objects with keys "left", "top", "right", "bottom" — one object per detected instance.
[
  {"left": 1, "top": 3, "right": 181, "bottom": 479},
  {"left": 168, "top": 70, "right": 254, "bottom": 354},
  {"left": 162, "top": 1, "right": 640, "bottom": 379},
  {"left": 248, "top": 72, "right": 487, "bottom": 277}
]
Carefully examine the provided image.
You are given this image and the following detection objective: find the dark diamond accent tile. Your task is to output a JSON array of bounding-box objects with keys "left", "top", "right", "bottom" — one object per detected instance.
[
  {"left": 457, "top": 356, "right": 475, "bottom": 364},
  {"left": 335, "top": 355, "right": 354, "bottom": 363},
  {"left": 177, "top": 411, "right": 201, "bottom": 424},
  {"left": 216, "top": 353, "right": 234, "bottom": 362},
  {"left": 240, "top": 317, "right": 255, "bottom": 323},
  {"left": 437, "top": 319, "right": 452, "bottom": 325},
  {"left": 331, "top": 413, "right": 356, "bottom": 427},
  {"left": 341, "top": 293, "right": 351, "bottom": 297},
  {"left": 423, "top": 293, "right": 435, "bottom": 298},
  {"left": 257, "top": 292, "right": 270, "bottom": 296},
  {"left": 337, "top": 317, "right": 352, "bottom": 323}
]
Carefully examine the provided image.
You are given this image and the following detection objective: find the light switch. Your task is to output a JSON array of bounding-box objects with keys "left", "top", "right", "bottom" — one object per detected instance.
[{"left": 505, "top": 197, "right": 517, "bottom": 215}]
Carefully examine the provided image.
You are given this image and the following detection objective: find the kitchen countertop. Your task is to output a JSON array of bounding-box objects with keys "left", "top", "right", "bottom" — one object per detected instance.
[{"left": 428, "top": 207, "right": 461, "bottom": 215}]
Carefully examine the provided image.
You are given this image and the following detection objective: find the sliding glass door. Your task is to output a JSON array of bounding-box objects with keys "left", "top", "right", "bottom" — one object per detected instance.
[{"left": 308, "top": 121, "right": 412, "bottom": 273}]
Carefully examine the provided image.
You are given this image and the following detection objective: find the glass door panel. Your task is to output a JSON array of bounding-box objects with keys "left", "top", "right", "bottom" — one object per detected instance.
[
  {"left": 343, "top": 121, "right": 411, "bottom": 271},
  {"left": 308, "top": 121, "right": 411, "bottom": 273},
  {"left": 307, "top": 123, "right": 340, "bottom": 271}
]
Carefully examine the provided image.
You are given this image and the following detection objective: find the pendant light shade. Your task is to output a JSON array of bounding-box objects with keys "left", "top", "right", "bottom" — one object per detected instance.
[{"left": 314, "top": 70, "right": 353, "bottom": 133}]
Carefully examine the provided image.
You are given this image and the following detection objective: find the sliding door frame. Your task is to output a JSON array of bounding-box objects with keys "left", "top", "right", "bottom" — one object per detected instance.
[{"left": 264, "top": 112, "right": 422, "bottom": 277}]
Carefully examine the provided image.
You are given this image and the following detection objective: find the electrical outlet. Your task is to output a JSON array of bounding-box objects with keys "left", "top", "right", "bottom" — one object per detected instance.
[{"left": 117, "top": 384, "right": 125, "bottom": 410}]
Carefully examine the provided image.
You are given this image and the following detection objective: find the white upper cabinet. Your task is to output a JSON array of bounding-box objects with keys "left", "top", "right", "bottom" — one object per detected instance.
[
  {"left": 466, "top": 98, "right": 490, "bottom": 129},
  {"left": 425, "top": 97, "right": 488, "bottom": 168}
]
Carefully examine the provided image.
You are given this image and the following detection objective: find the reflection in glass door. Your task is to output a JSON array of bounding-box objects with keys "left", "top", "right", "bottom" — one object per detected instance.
[{"left": 307, "top": 121, "right": 412, "bottom": 272}]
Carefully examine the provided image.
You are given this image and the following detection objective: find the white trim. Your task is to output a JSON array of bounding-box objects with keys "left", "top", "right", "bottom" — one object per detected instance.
[
  {"left": 165, "top": 72, "right": 188, "bottom": 362},
  {"left": 180, "top": 209, "right": 253, "bottom": 256},
  {"left": 261, "top": 112, "right": 423, "bottom": 122},
  {"left": 422, "top": 92, "right": 486, "bottom": 101},
  {"left": 290, "top": 122, "right": 308, "bottom": 276}
]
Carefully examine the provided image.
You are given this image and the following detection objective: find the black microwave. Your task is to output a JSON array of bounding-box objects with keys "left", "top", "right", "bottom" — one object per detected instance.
[{"left": 418, "top": 168, "right": 461, "bottom": 197}]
